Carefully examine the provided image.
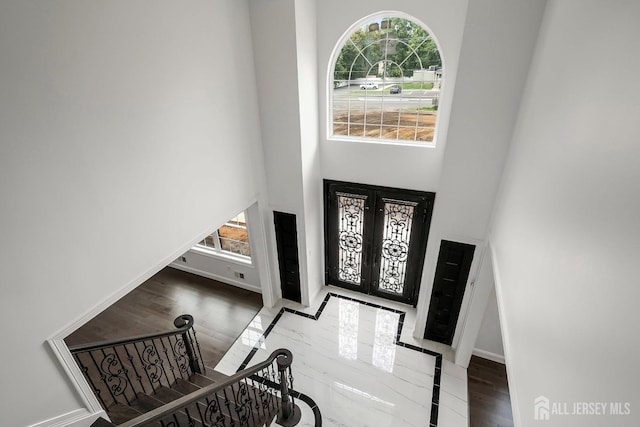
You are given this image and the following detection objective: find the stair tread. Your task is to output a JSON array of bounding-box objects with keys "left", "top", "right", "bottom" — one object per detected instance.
[
  {"left": 172, "top": 378, "right": 201, "bottom": 395},
  {"left": 107, "top": 403, "right": 143, "bottom": 425},
  {"left": 152, "top": 386, "right": 184, "bottom": 403},
  {"left": 189, "top": 373, "right": 216, "bottom": 388},
  {"left": 130, "top": 392, "right": 164, "bottom": 413},
  {"left": 164, "top": 410, "right": 205, "bottom": 427},
  {"left": 201, "top": 368, "right": 230, "bottom": 383}
]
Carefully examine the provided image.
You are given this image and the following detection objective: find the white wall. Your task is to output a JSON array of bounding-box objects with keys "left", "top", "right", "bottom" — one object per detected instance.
[
  {"left": 295, "top": 0, "right": 324, "bottom": 303},
  {"left": 248, "top": 0, "right": 323, "bottom": 306},
  {"left": 491, "top": 1, "right": 640, "bottom": 425},
  {"left": 249, "top": 0, "right": 304, "bottom": 306},
  {"left": 412, "top": 0, "right": 547, "bottom": 344},
  {"left": 0, "top": 1, "right": 265, "bottom": 426},
  {"left": 473, "top": 286, "right": 505, "bottom": 363},
  {"left": 171, "top": 252, "right": 261, "bottom": 292},
  {"left": 455, "top": 249, "right": 504, "bottom": 366},
  {"left": 249, "top": 0, "right": 304, "bottom": 216}
]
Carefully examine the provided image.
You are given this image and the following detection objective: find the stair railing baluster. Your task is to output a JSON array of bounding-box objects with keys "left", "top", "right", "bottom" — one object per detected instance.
[
  {"left": 183, "top": 405, "right": 193, "bottom": 426},
  {"left": 102, "top": 347, "right": 132, "bottom": 406},
  {"left": 113, "top": 346, "right": 136, "bottom": 405},
  {"left": 172, "top": 335, "right": 187, "bottom": 382},
  {"left": 194, "top": 395, "right": 206, "bottom": 426},
  {"left": 249, "top": 376, "right": 260, "bottom": 420},
  {"left": 222, "top": 384, "right": 233, "bottom": 425},
  {"left": 123, "top": 343, "right": 146, "bottom": 395},
  {"left": 231, "top": 381, "right": 241, "bottom": 425},
  {"left": 175, "top": 333, "right": 192, "bottom": 380},
  {"left": 239, "top": 378, "right": 253, "bottom": 425},
  {"left": 266, "top": 367, "right": 274, "bottom": 413},
  {"left": 176, "top": 335, "right": 190, "bottom": 380},
  {"left": 90, "top": 349, "right": 117, "bottom": 407},
  {"left": 132, "top": 341, "right": 154, "bottom": 394},
  {"left": 287, "top": 366, "right": 295, "bottom": 407},
  {"left": 155, "top": 337, "right": 174, "bottom": 388},
  {"left": 157, "top": 336, "right": 177, "bottom": 385},
  {"left": 269, "top": 364, "right": 277, "bottom": 411},
  {"left": 170, "top": 334, "right": 182, "bottom": 381},
  {"left": 146, "top": 338, "right": 168, "bottom": 389},
  {"left": 192, "top": 328, "right": 205, "bottom": 374},
  {"left": 242, "top": 377, "right": 256, "bottom": 426},
  {"left": 213, "top": 391, "right": 226, "bottom": 426},
  {"left": 250, "top": 377, "right": 261, "bottom": 425},
  {"left": 231, "top": 381, "right": 240, "bottom": 425},
  {"left": 235, "top": 380, "right": 248, "bottom": 426},
  {"left": 74, "top": 354, "right": 108, "bottom": 409},
  {"left": 254, "top": 371, "right": 265, "bottom": 418}
]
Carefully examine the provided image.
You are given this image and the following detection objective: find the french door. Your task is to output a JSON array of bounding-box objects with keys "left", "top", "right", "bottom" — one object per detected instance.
[{"left": 324, "top": 180, "right": 434, "bottom": 305}]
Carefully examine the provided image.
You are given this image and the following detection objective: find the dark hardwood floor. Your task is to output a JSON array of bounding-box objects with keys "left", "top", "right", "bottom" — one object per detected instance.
[
  {"left": 65, "top": 267, "right": 263, "bottom": 369},
  {"left": 468, "top": 355, "right": 514, "bottom": 427}
]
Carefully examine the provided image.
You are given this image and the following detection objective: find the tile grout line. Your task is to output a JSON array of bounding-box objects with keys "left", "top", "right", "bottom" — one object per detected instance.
[{"left": 235, "top": 292, "right": 442, "bottom": 426}]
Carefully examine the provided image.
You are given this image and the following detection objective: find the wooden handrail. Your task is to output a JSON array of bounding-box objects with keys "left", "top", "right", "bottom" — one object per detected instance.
[
  {"left": 119, "top": 348, "right": 293, "bottom": 427},
  {"left": 68, "top": 314, "right": 195, "bottom": 353}
]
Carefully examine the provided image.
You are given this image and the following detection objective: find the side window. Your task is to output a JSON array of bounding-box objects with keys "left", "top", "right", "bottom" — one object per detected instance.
[
  {"left": 197, "top": 211, "right": 251, "bottom": 259},
  {"left": 331, "top": 16, "right": 442, "bottom": 144}
]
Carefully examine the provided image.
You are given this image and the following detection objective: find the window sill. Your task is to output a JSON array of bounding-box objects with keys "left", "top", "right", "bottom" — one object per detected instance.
[
  {"left": 190, "top": 246, "right": 253, "bottom": 267},
  {"left": 326, "top": 135, "right": 437, "bottom": 149}
]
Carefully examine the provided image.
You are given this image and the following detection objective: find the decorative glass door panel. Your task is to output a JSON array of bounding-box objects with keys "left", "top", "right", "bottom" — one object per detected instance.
[
  {"left": 325, "top": 180, "right": 434, "bottom": 306},
  {"left": 337, "top": 193, "right": 367, "bottom": 285},
  {"left": 376, "top": 200, "right": 416, "bottom": 296},
  {"left": 325, "top": 183, "right": 375, "bottom": 293}
]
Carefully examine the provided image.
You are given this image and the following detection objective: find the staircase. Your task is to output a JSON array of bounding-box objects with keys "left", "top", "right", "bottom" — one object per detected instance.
[
  {"left": 68, "top": 314, "right": 306, "bottom": 427},
  {"left": 105, "top": 370, "right": 257, "bottom": 425}
]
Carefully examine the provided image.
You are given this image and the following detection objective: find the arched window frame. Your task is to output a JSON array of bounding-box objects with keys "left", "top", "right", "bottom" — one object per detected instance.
[{"left": 327, "top": 11, "right": 445, "bottom": 147}]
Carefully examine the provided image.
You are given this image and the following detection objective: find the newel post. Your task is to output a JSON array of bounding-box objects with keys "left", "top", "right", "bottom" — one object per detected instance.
[
  {"left": 276, "top": 350, "right": 302, "bottom": 426},
  {"left": 173, "top": 314, "right": 203, "bottom": 374}
]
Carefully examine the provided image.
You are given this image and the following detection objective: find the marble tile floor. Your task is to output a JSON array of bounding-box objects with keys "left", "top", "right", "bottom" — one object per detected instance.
[{"left": 215, "top": 286, "right": 468, "bottom": 427}]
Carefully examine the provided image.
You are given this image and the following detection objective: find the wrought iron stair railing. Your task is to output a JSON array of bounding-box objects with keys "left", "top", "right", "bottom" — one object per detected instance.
[
  {"left": 68, "top": 314, "right": 206, "bottom": 412},
  {"left": 69, "top": 314, "right": 308, "bottom": 426},
  {"left": 118, "top": 348, "right": 302, "bottom": 427}
]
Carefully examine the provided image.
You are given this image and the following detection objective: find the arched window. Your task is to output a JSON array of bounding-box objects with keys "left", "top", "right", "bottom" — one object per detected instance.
[{"left": 330, "top": 15, "right": 443, "bottom": 144}]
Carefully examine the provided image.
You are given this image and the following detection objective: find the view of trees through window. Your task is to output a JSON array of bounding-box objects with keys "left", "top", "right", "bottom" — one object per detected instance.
[
  {"left": 332, "top": 16, "right": 442, "bottom": 143},
  {"left": 198, "top": 212, "right": 251, "bottom": 258}
]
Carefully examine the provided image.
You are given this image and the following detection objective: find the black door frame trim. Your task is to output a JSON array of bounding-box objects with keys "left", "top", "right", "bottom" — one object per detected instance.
[
  {"left": 274, "top": 211, "right": 302, "bottom": 303},
  {"left": 424, "top": 240, "right": 476, "bottom": 345},
  {"left": 323, "top": 179, "right": 435, "bottom": 306}
]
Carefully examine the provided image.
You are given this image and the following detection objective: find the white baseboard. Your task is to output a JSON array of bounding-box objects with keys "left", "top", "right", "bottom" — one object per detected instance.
[
  {"left": 29, "top": 408, "right": 107, "bottom": 427},
  {"left": 472, "top": 348, "right": 506, "bottom": 364},
  {"left": 169, "top": 263, "right": 262, "bottom": 294}
]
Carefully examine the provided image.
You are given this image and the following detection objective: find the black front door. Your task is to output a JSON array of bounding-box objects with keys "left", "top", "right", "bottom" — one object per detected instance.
[
  {"left": 424, "top": 240, "right": 475, "bottom": 344},
  {"left": 324, "top": 180, "right": 434, "bottom": 305}
]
